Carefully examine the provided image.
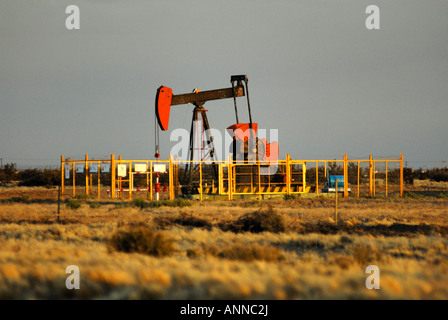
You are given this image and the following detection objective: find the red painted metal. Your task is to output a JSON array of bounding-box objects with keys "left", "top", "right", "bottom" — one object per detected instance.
[
  {"left": 263, "top": 140, "right": 279, "bottom": 163},
  {"left": 226, "top": 123, "right": 258, "bottom": 142},
  {"left": 155, "top": 86, "right": 173, "bottom": 131}
]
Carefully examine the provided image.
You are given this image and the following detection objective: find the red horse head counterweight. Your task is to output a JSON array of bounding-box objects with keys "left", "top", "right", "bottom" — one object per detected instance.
[{"left": 155, "top": 86, "right": 173, "bottom": 131}]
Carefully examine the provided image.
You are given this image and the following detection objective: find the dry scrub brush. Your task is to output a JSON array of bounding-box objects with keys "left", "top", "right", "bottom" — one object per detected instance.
[
  {"left": 108, "top": 226, "right": 176, "bottom": 257},
  {"left": 1, "top": 195, "right": 448, "bottom": 299}
]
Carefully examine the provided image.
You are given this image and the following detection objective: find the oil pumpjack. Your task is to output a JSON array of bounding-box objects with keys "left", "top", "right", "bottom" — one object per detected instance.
[{"left": 154, "top": 75, "right": 278, "bottom": 194}]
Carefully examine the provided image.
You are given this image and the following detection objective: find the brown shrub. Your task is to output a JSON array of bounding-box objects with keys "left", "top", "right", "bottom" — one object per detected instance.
[
  {"left": 332, "top": 255, "right": 356, "bottom": 269},
  {"left": 154, "top": 212, "right": 212, "bottom": 230},
  {"left": 198, "top": 242, "right": 283, "bottom": 262},
  {"left": 229, "top": 206, "right": 286, "bottom": 233},
  {"left": 191, "top": 242, "right": 283, "bottom": 262},
  {"left": 108, "top": 226, "right": 176, "bottom": 257},
  {"left": 352, "top": 245, "right": 384, "bottom": 265},
  {"left": 173, "top": 212, "right": 212, "bottom": 230},
  {"left": 218, "top": 243, "right": 283, "bottom": 262}
]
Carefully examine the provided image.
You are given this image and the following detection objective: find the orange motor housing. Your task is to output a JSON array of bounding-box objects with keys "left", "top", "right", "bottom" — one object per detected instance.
[{"left": 226, "top": 123, "right": 258, "bottom": 142}]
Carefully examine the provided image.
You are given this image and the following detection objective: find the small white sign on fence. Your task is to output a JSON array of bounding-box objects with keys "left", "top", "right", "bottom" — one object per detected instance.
[
  {"left": 154, "top": 164, "right": 166, "bottom": 173},
  {"left": 89, "top": 164, "right": 98, "bottom": 173},
  {"left": 100, "top": 163, "right": 110, "bottom": 173},
  {"left": 65, "top": 165, "right": 70, "bottom": 179},
  {"left": 134, "top": 164, "right": 147, "bottom": 173},
  {"left": 117, "top": 164, "right": 127, "bottom": 177},
  {"left": 75, "top": 164, "right": 84, "bottom": 174}
]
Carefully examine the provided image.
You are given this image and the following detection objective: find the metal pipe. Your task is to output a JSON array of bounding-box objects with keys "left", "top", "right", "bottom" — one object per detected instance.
[{"left": 244, "top": 78, "right": 253, "bottom": 125}]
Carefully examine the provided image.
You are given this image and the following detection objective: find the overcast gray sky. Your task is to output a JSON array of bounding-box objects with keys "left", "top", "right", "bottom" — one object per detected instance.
[{"left": 1, "top": 1, "right": 447, "bottom": 169}]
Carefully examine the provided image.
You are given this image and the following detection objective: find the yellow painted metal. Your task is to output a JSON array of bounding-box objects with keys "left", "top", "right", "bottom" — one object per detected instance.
[
  {"left": 97, "top": 162, "right": 100, "bottom": 199},
  {"left": 60, "top": 154, "right": 404, "bottom": 200},
  {"left": 373, "top": 160, "right": 376, "bottom": 197},
  {"left": 258, "top": 162, "right": 261, "bottom": 200},
  {"left": 268, "top": 165, "right": 271, "bottom": 191},
  {"left": 169, "top": 156, "right": 174, "bottom": 200},
  {"left": 369, "top": 154, "right": 373, "bottom": 196},
  {"left": 400, "top": 153, "right": 404, "bottom": 198},
  {"left": 218, "top": 164, "right": 223, "bottom": 195},
  {"left": 232, "top": 163, "right": 236, "bottom": 195},
  {"left": 146, "top": 164, "right": 150, "bottom": 200},
  {"left": 251, "top": 169, "right": 254, "bottom": 193},
  {"left": 286, "top": 154, "right": 291, "bottom": 195},
  {"left": 128, "top": 161, "right": 132, "bottom": 200},
  {"left": 324, "top": 161, "right": 327, "bottom": 178},
  {"left": 111, "top": 154, "right": 115, "bottom": 199},
  {"left": 357, "top": 160, "right": 360, "bottom": 198},
  {"left": 343, "top": 154, "right": 348, "bottom": 198},
  {"left": 150, "top": 161, "right": 153, "bottom": 201},
  {"left": 199, "top": 162, "right": 203, "bottom": 202},
  {"left": 228, "top": 155, "right": 233, "bottom": 200},
  {"left": 118, "top": 155, "right": 122, "bottom": 198},
  {"left": 303, "top": 162, "right": 306, "bottom": 192},
  {"left": 385, "top": 161, "right": 388, "bottom": 198}
]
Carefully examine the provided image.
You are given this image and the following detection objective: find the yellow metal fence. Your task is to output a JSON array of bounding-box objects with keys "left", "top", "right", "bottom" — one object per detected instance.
[{"left": 60, "top": 154, "right": 404, "bottom": 200}]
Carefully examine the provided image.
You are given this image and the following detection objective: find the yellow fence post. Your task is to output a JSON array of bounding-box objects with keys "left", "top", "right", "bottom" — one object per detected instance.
[
  {"left": 357, "top": 160, "right": 360, "bottom": 198},
  {"left": 169, "top": 155, "right": 174, "bottom": 200},
  {"left": 111, "top": 154, "right": 115, "bottom": 199},
  {"left": 303, "top": 162, "right": 306, "bottom": 192},
  {"left": 118, "top": 155, "right": 122, "bottom": 198},
  {"left": 286, "top": 154, "right": 291, "bottom": 195},
  {"left": 150, "top": 160, "right": 153, "bottom": 201},
  {"left": 97, "top": 162, "right": 100, "bottom": 199},
  {"left": 369, "top": 154, "right": 373, "bottom": 196},
  {"left": 228, "top": 155, "right": 232, "bottom": 200},
  {"left": 343, "top": 154, "right": 348, "bottom": 198},
  {"left": 324, "top": 161, "right": 327, "bottom": 178},
  {"left": 129, "top": 161, "right": 132, "bottom": 200},
  {"left": 199, "top": 162, "right": 203, "bottom": 202},
  {"left": 60, "top": 155, "right": 64, "bottom": 197},
  {"left": 233, "top": 165, "right": 236, "bottom": 195},
  {"left": 258, "top": 162, "right": 261, "bottom": 200},
  {"left": 400, "top": 153, "right": 404, "bottom": 198},
  {"left": 315, "top": 161, "right": 319, "bottom": 196},
  {"left": 174, "top": 156, "right": 179, "bottom": 198},
  {"left": 385, "top": 161, "right": 388, "bottom": 198},
  {"left": 372, "top": 160, "right": 376, "bottom": 197},
  {"left": 218, "top": 164, "right": 223, "bottom": 195},
  {"left": 146, "top": 161, "right": 149, "bottom": 200}
]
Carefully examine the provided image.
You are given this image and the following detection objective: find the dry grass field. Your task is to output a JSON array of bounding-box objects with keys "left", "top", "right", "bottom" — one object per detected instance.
[{"left": 0, "top": 185, "right": 448, "bottom": 300}]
